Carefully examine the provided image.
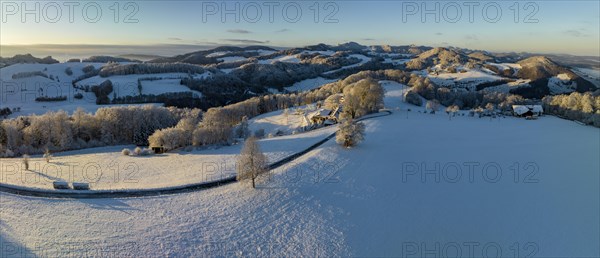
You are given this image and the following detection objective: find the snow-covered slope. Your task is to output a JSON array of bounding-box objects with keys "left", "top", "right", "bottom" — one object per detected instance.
[
  {"left": 1, "top": 82, "right": 597, "bottom": 257},
  {"left": 0, "top": 124, "right": 337, "bottom": 190}
]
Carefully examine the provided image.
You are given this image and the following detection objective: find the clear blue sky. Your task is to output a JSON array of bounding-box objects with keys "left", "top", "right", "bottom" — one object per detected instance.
[{"left": 1, "top": 1, "right": 599, "bottom": 56}]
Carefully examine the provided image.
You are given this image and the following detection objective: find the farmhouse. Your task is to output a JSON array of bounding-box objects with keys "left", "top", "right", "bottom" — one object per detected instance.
[
  {"left": 512, "top": 105, "right": 543, "bottom": 118},
  {"left": 308, "top": 106, "right": 343, "bottom": 127}
]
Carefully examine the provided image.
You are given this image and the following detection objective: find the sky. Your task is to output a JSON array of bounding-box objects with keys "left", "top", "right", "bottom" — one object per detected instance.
[{"left": 1, "top": 1, "right": 599, "bottom": 57}]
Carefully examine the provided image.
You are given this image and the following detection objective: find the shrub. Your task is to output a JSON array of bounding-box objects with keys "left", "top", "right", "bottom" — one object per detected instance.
[
  {"left": 403, "top": 90, "right": 423, "bottom": 106},
  {"left": 134, "top": 147, "right": 142, "bottom": 156},
  {"left": 122, "top": 148, "right": 131, "bottom": 156},
  {"left": 65, "top": 67, "right": 73, "bottom": 76},
  {"left": 254, "top": 129, "right": 265, "bottom": 139}
]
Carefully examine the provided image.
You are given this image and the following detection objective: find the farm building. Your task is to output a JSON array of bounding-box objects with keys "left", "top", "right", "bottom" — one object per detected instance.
[
  {"left": 512, "top": 105, "right": 543, "bottom": 117},
  {"left": 307, "top": 106, "right": 343, "bottom": 127}
]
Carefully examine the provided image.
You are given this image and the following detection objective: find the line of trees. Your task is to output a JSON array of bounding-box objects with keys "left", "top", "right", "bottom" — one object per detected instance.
[
  {"left": 12, "top": 71, "right": 48, "bottom": 79},
  {"left": 0, "top": 106, "right": 198, "bottom": 157},
  {"left": 543, "top": 91, "right": 600, "bottom": 127},
  {"left": 98, "top": 63, "right": 206, "bottom": 77},
  {"left": 408, "top": 74, "right": 531, "bottom": 111},
  {"left": 148, "top": 70, "right": 389, "bottom": 152}
]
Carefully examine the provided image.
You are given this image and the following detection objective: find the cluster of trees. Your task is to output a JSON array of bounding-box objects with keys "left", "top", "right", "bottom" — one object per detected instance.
[
  {"left": 342, "top": 78, "right": 385, "bottom": 119},
  {"left": 35, "top": 96, "right": 67, "bottom": 102},
  {"left": 148, "top": 70, "right": 391, "bottom": 152},
  {"left": 543, "top": 91, "right": 600, "bottom": 127},
  {"left": 91, "top": 80, "right": 114, "bottom": 104},
  {"left": 12, "top": 71, "right": 48, "bottom": 79},
  {"left": 98, "top": 63, "right": 205, "bottom": 77},
  {"left": 231, "top": 62, "right": 328, "bottom": 91},
  {"left": 82, "top": 56, "right": 138, "bottom": 63},
  {"left": 0, "top": 107, "right": 12, "bottom": 117},
  {"left": 182, "top": 74, "right": 257, "bottom": 108},
  {"left": 64, "top": 67, "right": 73, "bottom": 76},
  {"left": 0, "top": 106, "right": 194, "bottom": 157},
  {"left": 403, "top": 90, "right": 423, "bottom": 106},
  {"left": 71, "top": 65, "right": 100, "bottom": 87},
  {"left": 409, "top": 74, "right": 530, "bottom": 111},
  {"left": 0, "top": 54, "right": 58, "bottom": 69},
  {"left": 112, "top": 92, "right": 198, "bottom": 105}
]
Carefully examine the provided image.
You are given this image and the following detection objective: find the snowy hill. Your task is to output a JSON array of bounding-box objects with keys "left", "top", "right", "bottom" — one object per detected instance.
[{"left": 1, "top": 81, "right": 597, "bottom": 257}]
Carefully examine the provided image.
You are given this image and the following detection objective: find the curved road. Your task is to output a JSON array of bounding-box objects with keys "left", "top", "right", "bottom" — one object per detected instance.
[{"left": 0, "top": 111, "right": 392, "bottom": 199}]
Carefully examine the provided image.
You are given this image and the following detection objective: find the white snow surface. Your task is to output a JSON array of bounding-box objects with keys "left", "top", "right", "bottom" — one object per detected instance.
[
  {"left": 0, "top": 124, "right": 337, "bottom": 190},
  {"left": 0, "top": 81, "right": 598, "bottom": 257},
  {"left": 140, "top": 79, "right": 202, "bottom": 97},
  {"left": 323, "top": 54, "right": 371, "bottom": 75},
  {"left": 285, "top": 77, "right": 338, "bottom": 92},
  {"left": 0, "top": 62, "right": 165, "bottom": 117},
  {"left": 217, "top": 56, "right": 247, "bottom": 63},
  {"left": 258, "top": 55, "right": 301, "bottom": 64}
]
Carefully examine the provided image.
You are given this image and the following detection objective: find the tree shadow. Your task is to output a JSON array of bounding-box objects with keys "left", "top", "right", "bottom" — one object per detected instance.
[
  {"left": 27, "top": 169, "right": 62, "bottom": 182},
  {"left": 0, "top": 219, "right": 35, "bottom": 257},
  {"left": 76, "top": 199, "right": 143, "bottom": 215}
]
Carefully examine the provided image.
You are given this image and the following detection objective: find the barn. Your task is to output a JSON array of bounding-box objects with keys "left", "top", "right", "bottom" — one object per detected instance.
[{"left": 512, "top": 105, "right": 543, "bottom": 118}]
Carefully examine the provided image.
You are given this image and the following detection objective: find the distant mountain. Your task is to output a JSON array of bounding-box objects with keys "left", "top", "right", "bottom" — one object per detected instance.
[
  {"left": 149, "top": 46, "right": 277, "bottom": 65},
  {"left": 0, "top": 54, "right": 58, "bottom": 68},
  {"left": 405, "top": 47, "right": 468, "bottom": 70},
  {"left": 512, "top": 56, "right": 596, "bottom": 97},
  {"left": 118, "top": 54, "right": 165, "bottom": 62},
  {"left": 83, "top": 56, "right": 141, "bottom": 63}
]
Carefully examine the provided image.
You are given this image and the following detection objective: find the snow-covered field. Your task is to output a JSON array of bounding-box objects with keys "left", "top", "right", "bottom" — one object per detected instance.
[
  {"left": 323, "top": 54, "right": 371, "bottom": 75},
  {"left": 1, "top": 82, "right": 597, "bottom": 257},
  {"left": 0, "top": 119, "right": 337, "bottom": 191},
  {"left": 426, "top": 69, "right": 505, "bottom": 87},
  {"left": 140, "top": 79, "right": 202, "bottom": 97},
  {"left": 285, "top": 77, "right": 337, "bottom": 92},
  {"left": 0, "top": 63, "right": 207, "bottom": 117},
  {"left": 77, "top": 72, "right": 210, "bottom": 99},
  {"left": 258, "top": 55, "right": 301, "bottom": 64}
]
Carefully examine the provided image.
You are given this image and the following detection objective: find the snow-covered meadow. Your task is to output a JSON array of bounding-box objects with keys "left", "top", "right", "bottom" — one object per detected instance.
[{"left": 1, "top": 81, "right": 597, "bottom": 257}]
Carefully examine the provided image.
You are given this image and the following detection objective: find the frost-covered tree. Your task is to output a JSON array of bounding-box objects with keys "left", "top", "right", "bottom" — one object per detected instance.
[
  {"left": 148, "top": 127, "right": 187, "bottom": 151},
  {"left": 446, "top": 105, "right": 460, "bottom": 120},
  {"left": 342, "top": 78, "right": 385, "bottom": 119},
  {"left": 235, "top": 116, "right": 250, "bottom": 139},
  {"left": 236, "top": 136, "right": 268, "bottom": 188},
  {"left": 324, "top": 94, "right": 344, "bottom": 110},
  {"left": 403, "top": 90, "right": 423, "bottom": 107},
  {"left": 336, "top": 119, "right": 365, "bottom": 148},
  {"left": 426, "top": 100, "right": 440, "bottom": 113},
  {"left": 43, "top": 148, "right": 52, "bottom": 163}
]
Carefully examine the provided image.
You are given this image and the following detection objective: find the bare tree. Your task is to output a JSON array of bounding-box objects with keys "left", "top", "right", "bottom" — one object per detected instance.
[
  {"left": 43, "top": 148, "right": 52, "bottom": 163},
  {"left": 22, "top": 154, "right": 30, "bottom": 170},
  {"left": 336, "top": 119, "right": 366, "bottom": 148},
  {"left": 426, "top": 100, "right": 440, "bottom": 114},
  {"left": 237, "top": 136, "right": 268, "bottom": 188}
]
